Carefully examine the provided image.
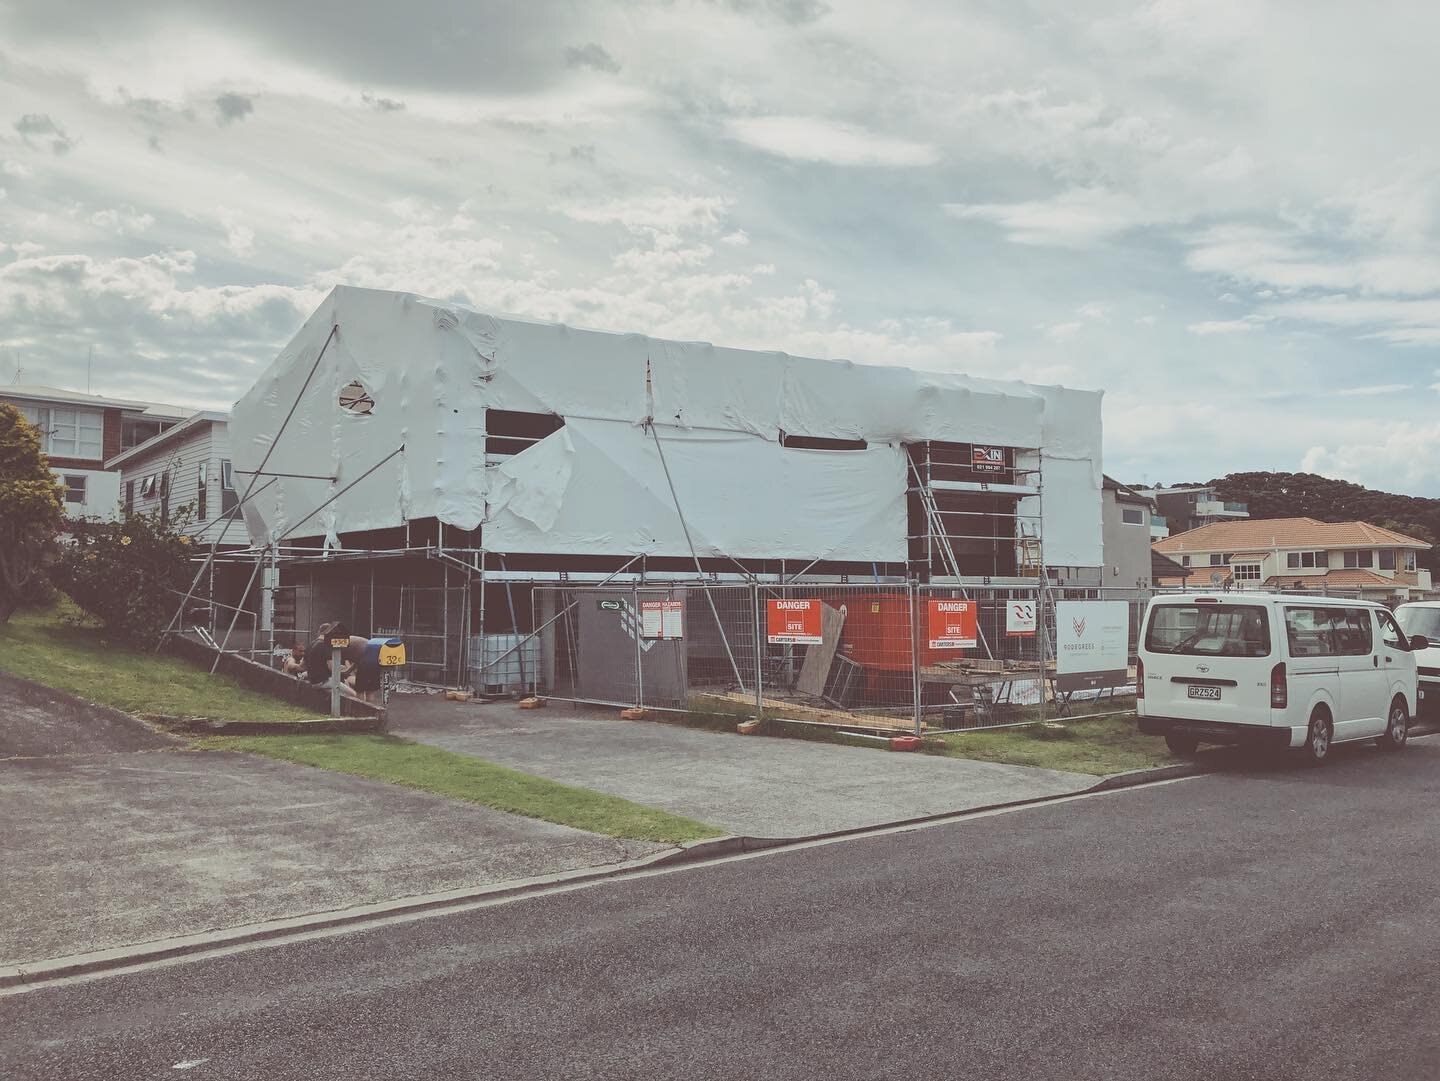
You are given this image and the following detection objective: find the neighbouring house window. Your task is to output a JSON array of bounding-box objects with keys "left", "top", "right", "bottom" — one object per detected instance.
[
  {"left": 197, "top": 462, "right": 208, "bottom": 521},
  {"left": 124, "top": 480, "right": 134, "bottom": 513},
  {"left": 15, "top": 405, "right": 103, "bottom": 460},
  {"left": 121, "top": 417, "right": 168, "bottom": 451},
  {"left": 1290, "top": 550, "right": 1327, "bottom": 569},
  {"left": 63, "top": 474, "right": 87, "bottom": 505},
  {"left": 140, "top": 473, "right": 157, "bottom": 498},
  {"left": 1233, "top": 563, "right": 1261, "bottom": 582},
  {"left": 220, "top": 460, "right": 238, "bottom": 516},
  {"left": 1379, "top": 549, "right": 1397, "bottom": 571},
  {"left": 1287, "top": 552, "right": 1299, "bottom": 569},
  {"left": 1181, "top": 555, "right": 1191, "bottom": 567},
  {"left": 1210, "top": 553, "right": 1223, "bottom": 566},
  {"left": 1405, "top": 551, "right": 1418, "bottom": 572},
  {"left": 1121, "top": 507, "right": 1145, "bottom": 525}
]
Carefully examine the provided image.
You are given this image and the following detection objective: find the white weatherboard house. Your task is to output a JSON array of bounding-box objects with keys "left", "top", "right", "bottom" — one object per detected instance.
[{"left": 230, "top": 286, "right": 1106, "bottom": 584}]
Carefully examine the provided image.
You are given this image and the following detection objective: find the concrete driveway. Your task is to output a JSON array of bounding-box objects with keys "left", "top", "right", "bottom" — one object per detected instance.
[
  {"left": 389, "top": 697, "right": 1094, "bottom": 838},
  {"left": 0, "top": 674, "right": 664, "bottom": 967}
]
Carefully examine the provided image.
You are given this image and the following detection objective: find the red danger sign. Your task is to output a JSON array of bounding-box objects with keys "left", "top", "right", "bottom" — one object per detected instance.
[
  {"left": 767, "top": 598, "right": 823, "bottom": 645},
  {"left": 927, "top": 599, "right": 978, "bottom": 650}
]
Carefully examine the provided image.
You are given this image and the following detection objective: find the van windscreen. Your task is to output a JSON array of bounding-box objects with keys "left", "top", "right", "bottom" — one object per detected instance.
[
  {"left": 1144, "top": 604, "right": 1271, "bottom": 657},
  {"left": 1397, "top": 607, "right": 1440, "bottom": 641}
]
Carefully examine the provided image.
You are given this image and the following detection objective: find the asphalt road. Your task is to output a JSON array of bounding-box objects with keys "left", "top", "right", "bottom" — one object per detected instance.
[{"left": 6, "top": 740, "right": 1440, "bottom": 1080}]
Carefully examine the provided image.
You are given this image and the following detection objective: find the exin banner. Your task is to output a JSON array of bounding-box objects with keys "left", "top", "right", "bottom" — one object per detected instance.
[{"left": 927, "top": 599, "right": 978, "bottom": 650}]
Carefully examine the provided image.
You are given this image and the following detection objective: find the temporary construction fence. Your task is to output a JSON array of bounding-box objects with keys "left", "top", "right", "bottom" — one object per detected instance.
[{"left": 521, "top": 583, "right": 1157, "bottom": 734}]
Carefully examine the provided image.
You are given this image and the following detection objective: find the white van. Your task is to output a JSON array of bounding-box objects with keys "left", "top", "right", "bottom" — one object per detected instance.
[
  {"left": 1395, "top": 601, "right": 1440, "bottom": 717},
  {"left": 1137, "top": 593, "right": 1427, "bottom": 764}
]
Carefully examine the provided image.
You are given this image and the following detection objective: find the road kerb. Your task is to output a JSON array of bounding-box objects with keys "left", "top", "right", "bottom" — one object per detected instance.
[{"left": 0, "top": 752, "right": 1262, "bottom": 992}]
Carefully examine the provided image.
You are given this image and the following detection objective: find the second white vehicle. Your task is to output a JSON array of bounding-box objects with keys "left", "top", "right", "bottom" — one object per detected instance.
[
  {"left": 1137, "top": 593, "right": 1427, "bottom": 764},
  {"left": 1395, "top": 601, "right": 1440, "bottom": 717}
]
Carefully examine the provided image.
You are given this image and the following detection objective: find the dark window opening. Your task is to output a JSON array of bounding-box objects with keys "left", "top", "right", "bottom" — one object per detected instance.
[
  {"left": 906, "top": 440, "right": 1016, "bottom": 486},
  {"left": 485, "top": 409, "right": 564, "bottom": 458},
  {"left": 779, "top": 432, "right": 868, "bottom": 451},
  {"left": 63, "top": 475, "right": 86, "bottom": 504},
  {"left": 220, "top": 460, "right": 238, "bottom": 516},
  {"left": 124, "top": 481, "right": 134, "bottom": 513},
  {"left": 159, "top": 471, "right": 171, "bottom": 522},
  {"left": 197, "top": 462, "right": 208, "bottom": 521}
]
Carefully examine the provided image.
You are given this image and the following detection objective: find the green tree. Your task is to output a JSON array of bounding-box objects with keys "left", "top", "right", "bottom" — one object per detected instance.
[
  {"left": 51, "top": 508, "right": 196, "bottom": 644},
  {"left": 0, "top": 403, "right": 65, "bottom": 623}
]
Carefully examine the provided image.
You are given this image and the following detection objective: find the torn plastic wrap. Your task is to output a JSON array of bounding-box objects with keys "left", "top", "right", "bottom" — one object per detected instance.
[{"left": 231, "top": 285, "right": 1105, "bottom": 568}]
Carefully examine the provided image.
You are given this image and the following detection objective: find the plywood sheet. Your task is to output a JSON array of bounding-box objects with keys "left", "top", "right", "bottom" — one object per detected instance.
[{"left": 795, "top": 602, "right": 846, "bottom": 697}]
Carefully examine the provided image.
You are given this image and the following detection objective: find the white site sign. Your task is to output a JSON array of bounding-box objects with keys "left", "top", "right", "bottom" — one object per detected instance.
[
  {"left": 1054, "top": 600, "right": 1129, "bottom": 691},
  {"left": 1006, "top": 599, "right": 1037, "bottom": 637}
]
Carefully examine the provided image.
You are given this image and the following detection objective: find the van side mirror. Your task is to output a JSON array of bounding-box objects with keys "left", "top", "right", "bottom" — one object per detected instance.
[{"left": 1409, "top": 634, "right": 1430, "bottom": 651}]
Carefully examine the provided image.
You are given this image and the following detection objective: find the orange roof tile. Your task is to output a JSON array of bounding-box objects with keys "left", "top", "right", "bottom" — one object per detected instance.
[
  {"left": 1154, "top": 518, "right": 1431, "bottom": 554},
  {"left": 1263, "top": 569, "right": 1399, "bottom": 588}
]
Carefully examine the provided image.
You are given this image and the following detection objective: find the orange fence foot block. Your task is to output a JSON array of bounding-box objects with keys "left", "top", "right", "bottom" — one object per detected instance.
[
  {"left": 620, "top": 707, "right": 650, "bottom": 720},
  {"left": 888, "top": 735, "right": 922, "bottom": 752},
  {"left": 518, "top": 697, "right": 547, "bottom": 710}
]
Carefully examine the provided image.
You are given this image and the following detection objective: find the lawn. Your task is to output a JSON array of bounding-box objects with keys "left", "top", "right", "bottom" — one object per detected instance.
[
  {"left": 202, "top": 733, "right": 724, "bottom": 844},
  {"left": 0, "top": 602, "right": 319, "bottom": 723},
  {"left": 925, "top": 713, "right": 1177, "bottom": 775}
]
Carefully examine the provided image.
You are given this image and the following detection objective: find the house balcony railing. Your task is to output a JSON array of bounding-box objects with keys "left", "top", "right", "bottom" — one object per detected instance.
[{"left": 1196, "top": 500, "right": 1249, "bottom": 517}]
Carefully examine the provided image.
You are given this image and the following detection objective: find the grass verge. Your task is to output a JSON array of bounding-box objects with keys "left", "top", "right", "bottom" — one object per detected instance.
[
  {"left": 199, "top": 733, "right": 725, "bottom": 844},
  {"left": 0, "top": 602, "right": 319, "bottom": 723},
  {"left": 924, "top": 713, "right": 1175, "bottom": 775}
]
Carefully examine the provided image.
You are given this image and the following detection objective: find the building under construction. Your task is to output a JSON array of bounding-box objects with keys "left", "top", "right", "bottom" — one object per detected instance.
[{"left": 222, "top": 285, "right": 1105, "bottom": 693}]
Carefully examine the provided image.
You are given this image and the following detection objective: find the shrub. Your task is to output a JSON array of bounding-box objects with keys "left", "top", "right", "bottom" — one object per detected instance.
[
  {"left": 0, "top": 403, "right": 65, "bottom": 622},
  {"left": 52, "top": 509, "right": 196, "bottom": 643}
]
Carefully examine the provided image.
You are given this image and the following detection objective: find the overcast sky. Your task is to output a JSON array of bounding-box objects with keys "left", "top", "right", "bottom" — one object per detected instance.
[{"left": 2, "top": 0, "right": 1439, "bottom": 493}]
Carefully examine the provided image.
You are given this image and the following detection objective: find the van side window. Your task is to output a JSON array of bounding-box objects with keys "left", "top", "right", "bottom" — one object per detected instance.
[
  {"left": 1285, "top": 607, "right": 1337, "bottom": 657},
  {"left": 1331, "top": 609, "right": 1373, "bottom": 656},
  {"left": 1376, "top": 609, "right": 1405, "bottom": 651}
]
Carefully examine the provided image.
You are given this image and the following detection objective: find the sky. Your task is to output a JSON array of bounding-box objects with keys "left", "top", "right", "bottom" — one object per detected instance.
[{"left": 3, "top": 0, "right": 1440, "bottom": 494}]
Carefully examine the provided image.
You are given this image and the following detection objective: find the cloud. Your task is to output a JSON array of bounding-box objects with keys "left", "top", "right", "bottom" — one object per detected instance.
[
  {"left": 564, "top": 43, "right": 621, "bottom": 74},
  {"left": 1186, "top": 318, "right": 1261, "bottom": 335},
  {"left": 726, "top": 116, "right": 938, "bottom": 167},
  {"left": 360, "top": 92, "right": 405, "bottom": 112},
  {"left": 13, "top": 113, "right": 76, "bottom": 155},
  {"left": 708, "top": 0, "right": 831, "bottom": 24},
  {"left": 1331, "top": 384, "right": 1412, "bottom": 397},
  {"left": 1302, "top": 422, "right": 1440, "bottom": 493},
  {"left": 89, "top": 207, "right": 157, "bottom": 236},
  {"left": 214, "top": 92, "right": 255, "bottom": 125},
  {"left": 944, "top": 187, "right": 1160, "bottom": 247}
]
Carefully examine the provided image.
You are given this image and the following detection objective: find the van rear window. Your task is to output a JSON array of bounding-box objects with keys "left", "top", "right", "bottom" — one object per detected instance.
[{"left": 1144, "top": 604, "right": 1271, "bottom": 657}]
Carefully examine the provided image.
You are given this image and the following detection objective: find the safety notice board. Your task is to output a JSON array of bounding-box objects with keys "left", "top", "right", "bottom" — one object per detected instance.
[
  {"left": 640, "top": 599, "right": 684, "bottom": 640},
  {"left": 767, "top": 599, "right": 823, "bottom": 644},
  {"left": 927, "top": 599, "right": 978, "bottom": 649}
]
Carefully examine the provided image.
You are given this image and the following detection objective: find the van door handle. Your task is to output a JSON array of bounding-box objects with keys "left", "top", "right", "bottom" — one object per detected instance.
[{"left": 1374, "top": 656, "right": 1379, "bottom": 667}]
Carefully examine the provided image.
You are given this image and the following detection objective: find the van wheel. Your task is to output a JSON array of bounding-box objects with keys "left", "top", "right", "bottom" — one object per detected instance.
[
  {"left": 1302, "top": 713, "right": 1331, "bottom": 766},
  {"left": 1164, "top": 732, "right": 1199, "bottom": 756},
  {"left": 1378, "top": 699, "right": 1409, "bottom": 751}
]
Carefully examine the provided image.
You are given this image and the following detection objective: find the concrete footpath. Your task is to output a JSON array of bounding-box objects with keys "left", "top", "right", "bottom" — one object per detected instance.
[
  {"left": 390, "top": 697, "right": 1095, "bottom": 838},
  {"left": 0, "top": 674, "right": 663, "bottom": 968}
]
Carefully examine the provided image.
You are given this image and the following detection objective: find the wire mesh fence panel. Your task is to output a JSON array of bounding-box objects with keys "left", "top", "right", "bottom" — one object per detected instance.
[
  {"left": 528, "top": 584, "right": 738, "bottom": 711},
  {"left": 750, "top": 583, "right": 918, "bottom": 733},
  {"left": 368, "top": 585, "right": 467, "bottom": 688},
  {"left": 918, "top": 585, "right": 1043, "bottom": 732}
]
